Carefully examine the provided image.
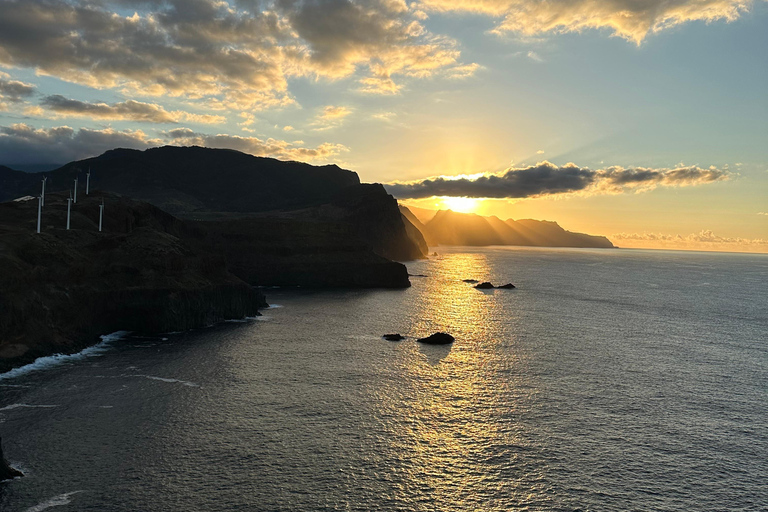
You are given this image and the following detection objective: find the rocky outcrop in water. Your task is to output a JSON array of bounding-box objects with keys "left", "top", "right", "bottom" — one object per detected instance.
[
  {"left": 474, "top": 282, "right": 495, "bottom": 289},
  {"left": 0, "top": 437, "right": 23, "bottom": 481},
  {"left": 416, "top": 333, "right": 455, "bottom": 345}
]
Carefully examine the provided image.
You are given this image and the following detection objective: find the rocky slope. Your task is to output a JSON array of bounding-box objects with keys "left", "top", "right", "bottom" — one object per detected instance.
[{"left": 0, "top": 192, "right": 267, "bottom": 373}]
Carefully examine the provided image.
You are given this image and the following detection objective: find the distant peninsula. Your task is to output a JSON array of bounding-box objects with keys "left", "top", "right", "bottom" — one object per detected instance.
[{"left": 401, "top": 205, "right": 615, "bottom": 249}]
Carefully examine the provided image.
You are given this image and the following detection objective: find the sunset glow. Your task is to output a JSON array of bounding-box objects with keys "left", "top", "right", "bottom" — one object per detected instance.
[
  {"left": 0, "top": 0, "right": 765, "bottom": 250},
  {"left": 439, "top": 197, "right": 482, "bottom": 214}
]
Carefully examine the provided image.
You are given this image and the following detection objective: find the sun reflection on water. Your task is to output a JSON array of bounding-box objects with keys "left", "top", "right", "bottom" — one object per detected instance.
[{"left": 367, "top": 252, "right": 544, "bottom": 509}]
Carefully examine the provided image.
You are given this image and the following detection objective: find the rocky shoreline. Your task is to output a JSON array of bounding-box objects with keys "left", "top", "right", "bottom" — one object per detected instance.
[{"left": 0, "top": 193, "right": 270, "bottom": 373}]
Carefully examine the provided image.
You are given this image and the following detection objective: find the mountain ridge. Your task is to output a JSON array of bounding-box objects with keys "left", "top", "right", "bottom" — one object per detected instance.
[{"left": 400, "top": 206, "right": 614, "bottom": 248}]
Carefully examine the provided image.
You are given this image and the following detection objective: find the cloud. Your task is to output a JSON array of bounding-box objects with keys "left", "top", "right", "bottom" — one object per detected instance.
[
  {"left": 311, "top": 105, "right": 353, "bottom": 130},
  {"left": 0, "top": 0, "right": 473, "bottom": 105},
  {"left": 0, "top": 72, "right": 36, "bottom": 103},
  {"left": 40, "top": 95, "right": 224, "bottom": 124},
  {"left": 384, "top": 160, "right": 731, "bottom": 199},
  {"left": 416, "top": 0, "right": 760, "bottom": 43},
  {"left": 164, "top": 128, "right": 349, "bottom": 161},
  {"left": 0, "top": 123, "right": 348, "bottom": 165},
  {"left": 0, "top": 123, "right": 160, "bottom": 164},
  {"left": 758, "top": 212, "right": 768, "bottom": 216},
  {"left": 612, "top": 230, "right": 768, "bottom": 253}
]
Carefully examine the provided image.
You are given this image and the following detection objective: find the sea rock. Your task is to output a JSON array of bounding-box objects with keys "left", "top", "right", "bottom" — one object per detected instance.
[
  {"left": 416, "top": 332, "right": 455, "bottom": 345},
  {"left": 462, "top": 279, "right": 479, "bottom": 283},
  {"left": 497, "top": 283, "right": 516, "bottom": 289},
  {"left": 382, "top": 334, "right": 405, "bottom": 341},
  {"left": 474, "top": 282, "right": 495, "bottom": 289},
  {"left": 0, "top": 437, "right": 23, "bottom": 481}
]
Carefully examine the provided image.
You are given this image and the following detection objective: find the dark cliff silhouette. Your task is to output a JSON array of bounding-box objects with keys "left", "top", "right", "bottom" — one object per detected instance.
[
  {"left": 400, "top": 206, "right": 614, "bottom": 248},
  {"left": 1, "top": 146, "right": 426, "bottom": 261}
]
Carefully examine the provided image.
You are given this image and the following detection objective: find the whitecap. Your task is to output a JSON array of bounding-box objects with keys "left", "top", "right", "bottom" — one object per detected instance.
[
  {"left": 0, "top": 404, "right": 59, "bottom": 412},
  {"left": 0, "top": 331, "right": 130, "bottom": 381},
  {"left": 24, "top": 491, "right": 84, "bottom": 512},
  {"left": 131, "top": 375, "right": 200, "bottom": 387}
]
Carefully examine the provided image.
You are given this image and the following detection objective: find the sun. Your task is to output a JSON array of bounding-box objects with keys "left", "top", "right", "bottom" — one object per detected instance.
[{"left": 439, "top": 196, "right": 480, "bottom": 214}]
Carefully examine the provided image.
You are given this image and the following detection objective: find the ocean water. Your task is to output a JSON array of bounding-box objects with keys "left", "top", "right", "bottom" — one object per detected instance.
[{"left": 1, "top": 247, "right": 766, "bottom": 511}]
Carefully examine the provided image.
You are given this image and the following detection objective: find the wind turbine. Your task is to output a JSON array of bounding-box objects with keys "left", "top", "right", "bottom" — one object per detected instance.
[
  {"left": 37, "top": 195, "right": 42, "bottom": 234},
  {"left": 66, "top": 191, "right": 73, "bottom": 230},
  {"left": 73, "top": 177, "right": 78, "bottom": 204},
  {"left": 86, "top": 168, "right": 91, "bottom": 195},
  {"left": 41, "top": 176, "right": 47, "bottom": 207},
  {"left": 99, "top": 198, "right": 104, "bottom": 232}
]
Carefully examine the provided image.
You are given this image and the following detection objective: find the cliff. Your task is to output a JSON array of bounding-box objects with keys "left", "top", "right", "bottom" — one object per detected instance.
[
  {"left": 0, "top": 192, "right": 267, "bottom": 373},
  {"left": 400, "top": 207, "right": 615, "bottom": 248}
]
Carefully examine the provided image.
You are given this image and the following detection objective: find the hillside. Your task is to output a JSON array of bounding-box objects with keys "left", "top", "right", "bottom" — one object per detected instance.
[{"left": 1, "top": 146, "right": 426, "bottom": 261}]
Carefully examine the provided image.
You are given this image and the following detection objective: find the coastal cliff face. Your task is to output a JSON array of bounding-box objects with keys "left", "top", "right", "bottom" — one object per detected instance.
[
  {"left": 0, "top": 193, "right": 267, "bottom": 373},
  {"left": 193, "top": 217, "right": 411, "bottom": 288}
]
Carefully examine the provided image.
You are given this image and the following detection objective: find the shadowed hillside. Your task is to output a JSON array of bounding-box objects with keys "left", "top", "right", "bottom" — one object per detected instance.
[{"left": 1, "top": 146, "right": 426, "bottom": 261}]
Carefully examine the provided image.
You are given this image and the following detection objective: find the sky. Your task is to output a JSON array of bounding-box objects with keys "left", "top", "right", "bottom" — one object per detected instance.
[{"left": 0, "top": 0, "right": 766, "bottom": 252}]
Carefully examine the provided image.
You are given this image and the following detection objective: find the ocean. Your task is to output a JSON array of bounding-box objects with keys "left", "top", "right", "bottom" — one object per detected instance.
[{"left": 1, "top": 247, "right": 766, "bottom": 511}]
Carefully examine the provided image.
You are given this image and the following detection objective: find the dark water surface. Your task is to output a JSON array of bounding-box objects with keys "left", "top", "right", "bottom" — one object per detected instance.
[{"left": 1, "top": 247, "right": 767, "bottom": 511}]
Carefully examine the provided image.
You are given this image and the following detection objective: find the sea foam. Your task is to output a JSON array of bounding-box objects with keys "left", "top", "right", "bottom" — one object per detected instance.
[
  {"left": 0, "top": 331, "right": 130, "bottom": 381},
  {"left": 24, "top": 491, "right": 84, "bottom": 512}
]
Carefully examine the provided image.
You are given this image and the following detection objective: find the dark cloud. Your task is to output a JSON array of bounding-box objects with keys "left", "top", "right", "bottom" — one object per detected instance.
[
  {"left": 0, "top": 123, "right": 347, "bottom": 164},
  {"left": 0, "top": 0, "right": 470, "bottom": 102},
  {"left": 384, "top": 161, "right": 730, "bottom": 199},
  {"left": 0, "top": 123, "right": 157, "bottom": 165},
  {"left": 39, "top": 95, "right": 225, "bottom": 124},
  {"left": 0, "top": 73, "right": 36, "bottom": 103},
  {"left": 41, "top": 95, "right": 177, "bottom": 123}
]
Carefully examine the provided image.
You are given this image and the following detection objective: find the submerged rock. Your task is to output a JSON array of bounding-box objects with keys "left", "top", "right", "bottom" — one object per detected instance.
[
  {"left": 497, "top": 283, "right": 516, "bottom": 289},
  {"left": 0, "top": 437, "right": 23, "bottom": 481},
  {"left": 474, "top": 282, "right": 494, "bottom": 289},
  {"left": 462, "top": 279, "right": 479, "bottom": 283},
  {"left": 382, "top": 333, "right": 405, "bottom": 341},
  {"left": 416, "top": 332, "right": 455, "bottom": 345}
]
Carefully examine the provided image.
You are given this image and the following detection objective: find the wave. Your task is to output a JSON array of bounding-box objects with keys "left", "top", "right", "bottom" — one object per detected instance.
[
  {"left": 0, "top": 404, "right": 59, "bottom": 412},
  {"left": 0, "top": 331, "right": 130, "bottom": 381},
  {"left": 132, "top": 375, "right": 200, "bottom": 387},
  {"left": 24, "top": 491, "right": 84, "bottom": 512}
]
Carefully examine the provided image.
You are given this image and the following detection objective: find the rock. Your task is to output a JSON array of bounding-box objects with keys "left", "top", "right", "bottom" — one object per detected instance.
[
  {"left": 474, "top": 282, "right": 494, "bottom": 289},
  {"left": 497, "top": 283, "right": 516, "bottom": 289},
  {"left": 0, "top": 437, "right": 23, "bottom": 481},
  {"left": 382, "top": 333, "right": 405, "bottom": 341},
  {"left": 416, "top": 332, "right": 455, "bottom": 345},
  {"left": 462, "top": 279, "right": 479, "bottom": 283}
]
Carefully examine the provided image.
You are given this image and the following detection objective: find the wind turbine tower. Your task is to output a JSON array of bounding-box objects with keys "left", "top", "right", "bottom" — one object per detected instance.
[
  {"left": 66, "top": 191, "right": 73, "bottom": 230},
  {"left": 99, "top": 199, "right": 104, "bottom": 232},
  {"left": 86, "top": 168, "right": 91, "bottom": 195},
  {"left": 41, "top": 176, "right": 47, "bottom": 207},
  {"left": 37, "top": 195, "right": 42, "bottom": 234},
  {"left": 73, "top": 177, "right": 78, "bottom": 204}
]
